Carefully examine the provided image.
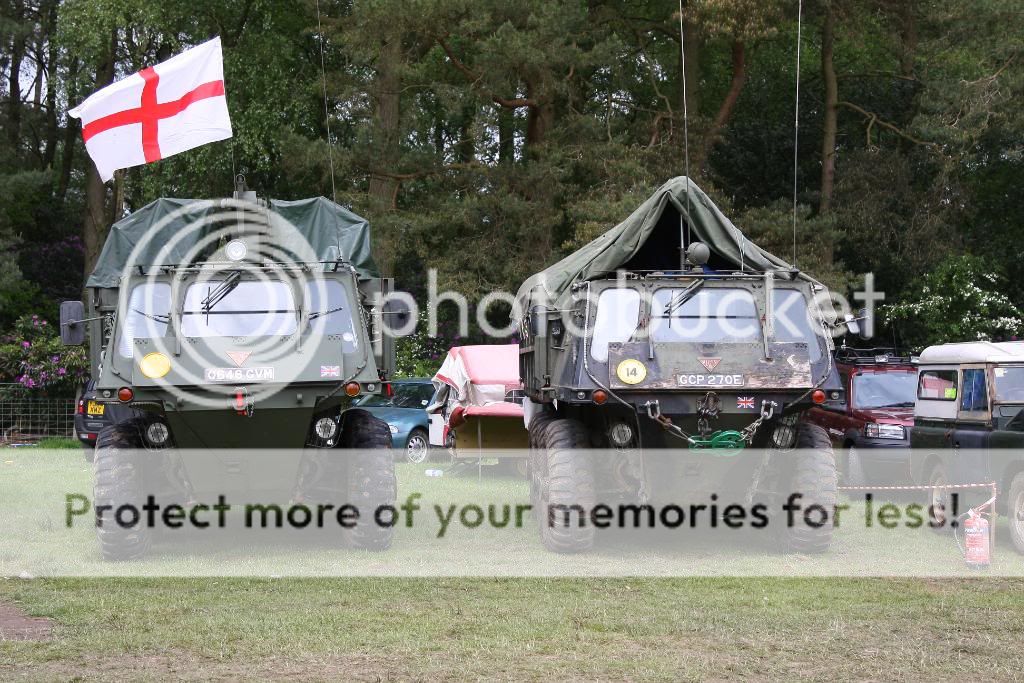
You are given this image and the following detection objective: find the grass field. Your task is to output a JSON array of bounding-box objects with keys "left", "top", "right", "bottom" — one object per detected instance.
[
  {"left": 2, "top": 576, "right": 1024, "bottom": 680},
  {"left": 2, "top": 449, "right": 1024, "bottom": 680}
]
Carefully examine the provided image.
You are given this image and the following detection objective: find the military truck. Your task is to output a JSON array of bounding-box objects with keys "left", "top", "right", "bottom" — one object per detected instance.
[
  {"left": 516, "top": 177, "right": 853, "bottom": 553},
  {"left": 60, "top": 181, "right": 402, "bottom": 559}
]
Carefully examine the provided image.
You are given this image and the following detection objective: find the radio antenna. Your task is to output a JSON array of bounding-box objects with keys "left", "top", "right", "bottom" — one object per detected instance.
[
  {"left": 315, "top": 0, "right": 338, "bottom": 204},
  {"left": 677, "top": 0, "right": 692, "bottom": 268},
  {"left": 791, "top": 0, "right": 804, "bottom": 267}
]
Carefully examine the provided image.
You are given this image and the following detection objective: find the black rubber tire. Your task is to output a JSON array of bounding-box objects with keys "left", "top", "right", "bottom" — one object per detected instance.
[
  {"left": 93, "top": 418, "right": 152, "bottom": 561},
  {"left": 340, "top": 409, "right": 397, "bottom": 551},
  {"left": 1006, "top": 472, "right": 1024, "bottom": 554},
  {"left": 532, "top": 418, "right": 595, "bottom": 553},
  {"left": 780, "top": 423, "right": 837, "bottom": 554}
]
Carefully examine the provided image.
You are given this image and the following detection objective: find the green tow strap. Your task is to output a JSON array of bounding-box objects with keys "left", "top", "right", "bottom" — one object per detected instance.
[{"left": 688, "top": 429, "right": 746, "bottom": 456}]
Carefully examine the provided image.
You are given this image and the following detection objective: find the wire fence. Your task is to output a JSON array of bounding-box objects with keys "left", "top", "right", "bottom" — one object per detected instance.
[{"left": 0, "top": 385, "right": 76, "bottom": 443}]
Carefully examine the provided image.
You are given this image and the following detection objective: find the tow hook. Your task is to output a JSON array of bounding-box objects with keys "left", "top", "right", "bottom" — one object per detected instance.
[{"left": 643, "top": 400, "right": 696, "bottom": 445}]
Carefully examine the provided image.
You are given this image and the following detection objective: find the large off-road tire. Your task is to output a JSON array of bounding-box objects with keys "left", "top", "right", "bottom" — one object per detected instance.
[
  {"left": 1006, "top": 472, "right": 1024, "bottom": 555},
  {"left": 340, "top": 409, "right": 397, "bottom": 551},
  {"left": 531, "top": 418, "right": 596, "bottom": 553},
  {"left": 780, "top": 423, "right": 837, "bottom": 554},
  {"left": 93, "top": 418, "right": 152, "bottom": 561}
]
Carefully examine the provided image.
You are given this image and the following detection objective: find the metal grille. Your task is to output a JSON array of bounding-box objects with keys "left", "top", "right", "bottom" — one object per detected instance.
[{"left": 0, "top": 388, "right": 76, "bottom": 442}]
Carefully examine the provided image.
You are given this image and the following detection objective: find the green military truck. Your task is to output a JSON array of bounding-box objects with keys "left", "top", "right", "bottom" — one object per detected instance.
[
  {"left": 516, "top": 177, "right": 853, "bottom": 553},
  {"left": 910, "top": 341, "right": 1024, "bottom": 553},
  {"left": 60, "top": 183, "right": 402, "bottom": 558}
]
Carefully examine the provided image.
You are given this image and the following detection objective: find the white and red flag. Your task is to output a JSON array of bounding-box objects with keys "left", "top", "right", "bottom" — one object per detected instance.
[{"left": 69, "top": 37, "right": 232, "bottom": 182}]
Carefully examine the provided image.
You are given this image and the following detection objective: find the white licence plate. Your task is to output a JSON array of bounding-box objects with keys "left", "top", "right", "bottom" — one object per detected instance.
[
  {"left": 676, "top": 373, "right": 745, "bottom": 387},
  {"left": 203, "top": 367, "right": 276, "bottom": 382}
]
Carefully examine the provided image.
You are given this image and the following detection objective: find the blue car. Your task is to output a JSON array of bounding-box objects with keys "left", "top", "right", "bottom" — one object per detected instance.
[{"left": 351, "top": 379, "right": 434, "bottom": 463}]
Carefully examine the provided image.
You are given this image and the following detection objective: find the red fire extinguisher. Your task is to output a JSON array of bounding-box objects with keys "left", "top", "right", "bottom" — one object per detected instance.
[{"left": 957, "top": 496, "right": 995, "bottom": 570}]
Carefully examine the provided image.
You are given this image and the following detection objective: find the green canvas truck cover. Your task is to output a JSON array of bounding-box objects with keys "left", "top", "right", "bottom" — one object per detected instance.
[
  {"left": 515, "top": 176, "right": 808, "bottom": 310},
  {"left": 87, "top": 196, "right": 378, "bottom": 288}
]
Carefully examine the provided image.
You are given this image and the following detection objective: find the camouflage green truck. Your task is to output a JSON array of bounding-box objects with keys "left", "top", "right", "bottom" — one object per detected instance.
[
  {"left": 516, "top": 177, "right": 854, "bottom": 553},
  {"left": 60, "top": 183, "right": 403, "bottom": 558}
]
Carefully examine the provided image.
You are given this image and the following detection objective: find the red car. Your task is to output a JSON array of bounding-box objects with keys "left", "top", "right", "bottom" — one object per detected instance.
[{"left": 803, "top": 349, "right": 918, "bottom": 485}]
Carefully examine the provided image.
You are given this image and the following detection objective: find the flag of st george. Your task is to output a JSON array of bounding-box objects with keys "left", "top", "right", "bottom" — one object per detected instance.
[{"left": 69, "top": 37, "right": 232, "bottom": 182}]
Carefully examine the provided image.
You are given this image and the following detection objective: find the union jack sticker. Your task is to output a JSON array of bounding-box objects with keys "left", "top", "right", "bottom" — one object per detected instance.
[
  {"left": 737, "top": 396, "right": 756, "bottom": 409},
  {"left": 320, "top": 365, "right": 341, "bottom": 378}
]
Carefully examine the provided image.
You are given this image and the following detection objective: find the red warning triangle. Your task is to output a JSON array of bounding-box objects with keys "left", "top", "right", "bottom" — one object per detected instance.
[
  {"left": 698, "top": 358, "right": 721, "bottom": 372},
  {"left": 226, "top": 351, "right": 251, "bottom": 367}
]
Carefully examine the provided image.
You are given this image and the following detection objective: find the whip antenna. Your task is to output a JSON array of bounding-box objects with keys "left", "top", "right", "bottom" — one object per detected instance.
[
  {"left": 791, "top": 0, "right": 804, "bottom": 267},
  {"left": 315, "top": 0, "right": 338, "bottom": 204},
  {"left": 677, "top": 0, "right": 692, "bottom": 268}
]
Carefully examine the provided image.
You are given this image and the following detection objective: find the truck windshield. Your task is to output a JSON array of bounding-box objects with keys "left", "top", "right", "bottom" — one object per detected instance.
[
  {"left": 650, "top": 288, "right": 760, "bottom": 343},
  {"left": 590, "top": 288, "right": 641, "bottom": 362},
  {"left": 771, "top": 289, "right": 822, "bottom": 362},
  {"left": 852, "top": 371, "right": 917, "bottom": 409},
  {"left": 305, "top": 280, "right": 359, "bottom": 351},
  {"left": 182, "top": 281, "right": 297, "bottom": 337},
  {"left": 356, "top": 383, "right": 434, "bottom": 408},
  {"left": 119, "top": 282, "right": 171, "bottom": 358},
  {"left": 994, "top": 366, "right": 1024, "bottom": 402}
]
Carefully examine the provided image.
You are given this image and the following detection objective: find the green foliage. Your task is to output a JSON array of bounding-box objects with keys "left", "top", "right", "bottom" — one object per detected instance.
[
  {"left": 883, "top": 256, "right": 1024, "bottom": 350},
  {"left": 393, "top": 309, "right": 450, "bottom": 378},
  {"left": 0, "top": 315, "right": 90, "bottom": 395}
]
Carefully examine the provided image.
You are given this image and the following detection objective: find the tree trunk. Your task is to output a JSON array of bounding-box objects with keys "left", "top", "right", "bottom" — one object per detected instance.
[
  {"left": 457, "top": 105, "right": 475, "bottom": 163},
  {"left": 367, "top": 37, "right": 400, "bottom": 207},
  {"left": 6, "top": 0, "right": 26, "bottom": 151},
  {"left": 898, "top": 0, "right": 917, "bottom": 78},
  {"left": 679, "top": 12, "right": 700, "bottom": 118},
  {"left": 42, "top": 0, "right": 59, "bottom": 168},
  {"left": 82, "top": 32, "right": 118, "bottom": 281},
  {"left": 698, "top": 40, "right": 746, "bottom": 171},
  {"left": 524, "top": 81, "right": 552, "bottom": 150},
  {"left": 497, "top": 106, "right": 514, "bottom": 165},
  {"left": 819, "top": 3, "right": 838, "bottom": 215}
]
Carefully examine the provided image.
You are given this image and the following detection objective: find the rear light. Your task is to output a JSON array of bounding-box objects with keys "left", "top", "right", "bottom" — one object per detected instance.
[
  {"left": 344, "top": 382, "right": 360, "bottom": 397},
  {"left": 592, "top": 390, "right": 608, "bottom": 405},
  {"left": 77, "top": 399, "right": 85, "bottom": 415},
  {"left": 385, "top": 383, "right": 394, "bottom": 397},
  {"left": 811, "top": 389, "right": 826, "bottom": 404},
  {"left": 117, "top": 387, "right": 134, "bottom": 402}
]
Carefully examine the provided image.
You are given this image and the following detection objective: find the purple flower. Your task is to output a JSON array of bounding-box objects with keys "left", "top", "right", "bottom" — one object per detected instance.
[
  {"left": 58, "top": 368, "right": 66, "bottom": 376},
  {"left": 51, "top": 355, "right": 59, "bottom": 363},
  {"left": 21, "top": 341, "right": 30, "bottom": 349}
]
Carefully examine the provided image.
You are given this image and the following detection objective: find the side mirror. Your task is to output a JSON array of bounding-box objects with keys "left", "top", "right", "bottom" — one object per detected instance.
[
  {"left": 381, "top": 297, "right": 412, "bottom": 336},
  {"left": 844, "top": 309, "right": 871, "bottom": 340},
  {"left": 59, "top": 301, "right": 86, "bottom": 346}
]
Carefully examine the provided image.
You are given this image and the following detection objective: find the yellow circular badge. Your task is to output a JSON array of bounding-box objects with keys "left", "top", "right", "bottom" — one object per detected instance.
[{"left": 616, "top": 359, "right": 647, "bottom": 385}]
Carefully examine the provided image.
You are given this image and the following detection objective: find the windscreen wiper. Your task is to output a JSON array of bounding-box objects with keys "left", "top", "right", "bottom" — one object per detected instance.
[
  {"left": 201, "top": 271, "right": 242, "bottom": 314},
  {"left": 131, "top": 309, "right": 170, "bottom": 323},
  {"left": 662, "top": 279, "right": 705, "bottom": 317},
  {"left": 308, "top": 305, "right": 346, "bottom": 321}
]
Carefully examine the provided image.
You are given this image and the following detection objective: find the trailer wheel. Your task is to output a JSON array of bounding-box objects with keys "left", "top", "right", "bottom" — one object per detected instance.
[
  {"left": 340, "top": 409, "right": 397, "bottom": 551},
  {"left": 93, "top": 418, "right": 151, "bottom": 561},
  {"left": 925, "top": 462, "right": 952, "bottom": 534},
  {"left": 1007, "top": 472, "right": 1024, "bottom": 555},
  {"left": 531, "top": 418, "right": 595, "bottom": 553},
  {"left": 780, "top": 423, "right": 837, "bottom": 554}
]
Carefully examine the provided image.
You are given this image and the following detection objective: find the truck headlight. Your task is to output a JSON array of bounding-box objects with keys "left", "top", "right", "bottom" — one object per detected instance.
[
  {"left": 609, "top": 422, "right": 634, "bottom": 447},
  {"left": 314, "top": 417, "right": 338, "bottom": 440},
  {"left": 864, "top": 423, "right": 905, "bottom": 440},
  {"left": 145, "top": 422, "right": 170, "bottom": 445}
]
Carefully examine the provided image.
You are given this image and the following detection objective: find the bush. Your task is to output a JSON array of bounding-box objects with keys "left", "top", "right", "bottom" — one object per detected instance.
[
  {"left": 883, "top": 255, "right": 1024, "bottom": 350},
  {"left": 0, "top": 314, "right": 89, "bottom": 396}
]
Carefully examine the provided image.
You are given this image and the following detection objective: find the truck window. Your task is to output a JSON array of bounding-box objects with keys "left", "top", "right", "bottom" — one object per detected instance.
[
  {"left": 918, "top": 370, "right": 957, "bottom": 401},
  {"left": 994, "top": 367, "right": 1024, "bottom": 402},
  {"left": 960, "top": 368, "right": 988, "bottom": 412},
  {"left": 771, "top": 289, "right": 822, "bottom": 362},
  {"left": 182, "top": 280, "right": 297, "bottom": 337},
  {"left": 852, "top": 371, "right": 917, "bottom": 409},
  {"left": 118, "top": 282, "right": 171, "bottom": 358},
  {"left": 650, "top": 288, "right": 760, "bottom": 344},
  {"left": 305, "top": 280, "right": 358, "bottom": 351},
  {"left": 590, "top": 288, "right": 641, "bottom": 362}
]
